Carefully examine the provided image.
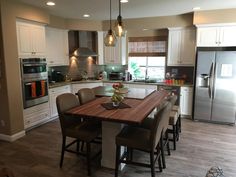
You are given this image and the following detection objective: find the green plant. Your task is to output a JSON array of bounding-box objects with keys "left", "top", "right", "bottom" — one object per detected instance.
[{"left": 130, "top": 61, "right": 141, "bottom": 79}]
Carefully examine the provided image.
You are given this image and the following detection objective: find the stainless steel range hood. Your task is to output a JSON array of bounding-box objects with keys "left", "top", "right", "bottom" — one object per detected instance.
[
  {"left": 73, "top": 47, "right": 98, "bottom": 57},
  {"left": 71, "top": 31, "right": 98, "bottom": 57}
]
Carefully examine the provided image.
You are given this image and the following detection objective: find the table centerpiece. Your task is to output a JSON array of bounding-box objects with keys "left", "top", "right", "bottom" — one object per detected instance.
[{"left": 111, "top": 82, "right": 126, "bottom": 107}]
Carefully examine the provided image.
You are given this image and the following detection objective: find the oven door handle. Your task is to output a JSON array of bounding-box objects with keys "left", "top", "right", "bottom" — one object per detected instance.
[
  {"left": 25, "top": 83, "right": 32, "bottom": 86},
  {"left": 23, "top": 64, "right": 46, "bottom": 66}
]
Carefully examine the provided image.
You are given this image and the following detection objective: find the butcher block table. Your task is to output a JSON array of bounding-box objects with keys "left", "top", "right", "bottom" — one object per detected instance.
[{"left": 66, "top": 89, "right": 169, "bottom": 169}]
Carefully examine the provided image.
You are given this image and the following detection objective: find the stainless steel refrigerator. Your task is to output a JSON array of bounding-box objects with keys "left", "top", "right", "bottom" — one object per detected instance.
[{"left": 194, "top": 50, "right": 236, "bottom": 124}]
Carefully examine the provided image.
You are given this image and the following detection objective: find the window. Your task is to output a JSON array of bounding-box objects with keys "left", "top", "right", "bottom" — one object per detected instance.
[
  {"left": 128, "top": 36, "right": 167, "bottom": 81},
  {"left": 128, "top": 56, "right": 165, "bottom": 81}
]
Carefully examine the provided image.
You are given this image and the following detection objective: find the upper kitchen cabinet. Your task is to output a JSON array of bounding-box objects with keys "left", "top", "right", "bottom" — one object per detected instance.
[
  {"left": 46, "top": 27, "right": 69, "bottom": 66},
  {"left": 97, "top": 31, "right": 104, "bottom": 65},
  {"left": 16, "top": 21, "right": 46, "bottom": 58},
  {"left": 104, "top": 33, "right": 127, "bottom": 65},
  {"left": 197, "top": 25, "right": 236, "bottom": 47},
  {"left": 167, "top": 27, "right": 196, "bottom": 66}
]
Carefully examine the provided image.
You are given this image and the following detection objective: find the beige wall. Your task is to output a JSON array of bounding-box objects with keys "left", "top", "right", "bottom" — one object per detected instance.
[
  {"left": 194, "top": 8, "right": 236, "bottom": 25},
  {"left": 0, "top": 0, "right": 50, "bottom": 135},
  {"left": 66, "top": 19, "right": 103, "bottom": 31},
  {"left": 127, "top": 29, "right": 168, "bottom": 38},
  {"left": 103, "top": 13, "right": 193, "bottom": 31}
]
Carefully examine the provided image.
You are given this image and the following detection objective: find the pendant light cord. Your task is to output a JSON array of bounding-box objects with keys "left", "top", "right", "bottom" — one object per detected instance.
[
  {"left": 119, "top": 0, "right": 121, "bottom": 16},
  {"left": 109, "top": 0, "right": 112, "bottom": 30}
]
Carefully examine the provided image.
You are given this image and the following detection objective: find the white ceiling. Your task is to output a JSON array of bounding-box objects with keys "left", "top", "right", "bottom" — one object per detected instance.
[{"left": 17, "top": 0, "right": 236, "bottom": 20}]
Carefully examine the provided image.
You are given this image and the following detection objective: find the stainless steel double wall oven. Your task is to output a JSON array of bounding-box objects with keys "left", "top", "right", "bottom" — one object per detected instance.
[{"left": 21, "top": 58, "right": 49, "bottom": 108}]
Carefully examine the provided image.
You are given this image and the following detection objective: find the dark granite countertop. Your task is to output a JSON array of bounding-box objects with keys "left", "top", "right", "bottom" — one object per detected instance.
[{"left": 49, "top": 80, "right": 193, "bottom": 89}]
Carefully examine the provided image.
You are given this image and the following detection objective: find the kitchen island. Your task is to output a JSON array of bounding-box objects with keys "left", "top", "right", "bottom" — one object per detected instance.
[{"left": 66, "top": 89, "right": 169, "bottom": 169}]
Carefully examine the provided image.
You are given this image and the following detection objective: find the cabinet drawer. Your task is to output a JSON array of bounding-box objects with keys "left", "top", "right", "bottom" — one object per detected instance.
[
  {"left": 24, "top": 102, "right": 49, "bottom": 115},
  {"left": 24, "top": 109, "right": 50, "bottom": 129},
  {"left": 49, "top": 85, "right": 71, "bottom": 93}
]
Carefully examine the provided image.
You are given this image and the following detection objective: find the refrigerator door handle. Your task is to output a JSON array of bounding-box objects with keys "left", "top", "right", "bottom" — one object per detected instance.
[
  {"left": 212, "top": 62, "right": 217, "bottom": 100},
  {"left": 208, "top": 62, "right": 214, "bottom": 99}
]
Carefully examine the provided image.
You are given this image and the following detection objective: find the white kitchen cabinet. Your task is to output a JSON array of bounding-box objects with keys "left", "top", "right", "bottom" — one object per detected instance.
[
  {"left": 23, "top": 102, "right": 50, "bottom": 129},
  {"left": 46, "top": 27, "right": 69, "bottom": 66},
  {"left": 168, "top": 27, "right": 196, "bottom": 66},
  {"left": 49, "top": 85, "right": 71, "bottom": 118},
  {"left": 16, "top": 20, "right": 46, "bottom": 58},
  {"left": 71, "top": 82, "right": 103, "bottom": 95},
  {"left": 197, "top": 25, "right": 236, "bottom": 47},
  {"left": 180, "top": 86, "right": 193, "bottom": 117},
  {"left": 97, "top": 31, "right": 104, "bottom": 65},
  {"left": 104, "top": 33, "right": 126, "bottom": 65}
]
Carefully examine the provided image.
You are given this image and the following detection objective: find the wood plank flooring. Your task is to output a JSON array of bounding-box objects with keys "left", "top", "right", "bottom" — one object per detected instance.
[{"left": 0, "top": 118, "right": 236, "bottom": 177}]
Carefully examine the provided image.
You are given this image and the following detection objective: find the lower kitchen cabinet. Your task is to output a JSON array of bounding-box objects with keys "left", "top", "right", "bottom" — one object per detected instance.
[
  {"left": 71, "top": 82, "right": 103, "bottom": 95},
  {"left": 49, "top": 85, "right": 71, "bottom": 118},
  {"left": 180, "top": 86, "right": 193, "bottom": 117},
  {"left": 23, "top": 102, "right": 50, "bottom": 129}
]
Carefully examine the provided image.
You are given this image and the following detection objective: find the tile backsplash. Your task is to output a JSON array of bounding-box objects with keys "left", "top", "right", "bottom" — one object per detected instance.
[{"left": 48, "top": 57, "right": 127, "bottom": 81}]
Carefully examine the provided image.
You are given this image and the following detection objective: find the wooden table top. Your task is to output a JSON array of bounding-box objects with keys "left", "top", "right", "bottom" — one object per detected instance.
[
  {"left": 93, "top": 86, "right": 155, "bottom": 99},
  {"left": 66, "top": 90, "right": 169, "bottom": 125}
]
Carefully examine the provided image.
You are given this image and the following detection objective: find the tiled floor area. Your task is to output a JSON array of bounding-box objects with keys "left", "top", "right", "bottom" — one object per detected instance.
[{"left": 0, "top": 118, "right": 236, "bottom": 177}]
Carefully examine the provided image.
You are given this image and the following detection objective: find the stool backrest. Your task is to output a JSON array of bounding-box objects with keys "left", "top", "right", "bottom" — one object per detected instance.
[
  {"left": 77, "top": 88, "right": 96, "bottom": 105},
  {"left": 151, "top": 101, "right": 172, "bottom": 149},
  {"left": 56, "top": 93, "right": 81, "bottom": 135}
]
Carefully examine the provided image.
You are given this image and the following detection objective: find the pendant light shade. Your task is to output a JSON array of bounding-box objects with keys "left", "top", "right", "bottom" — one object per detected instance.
[
  {"left": 104, "top": 0, "right": 117, "bottom": 46},
  {"left": 114, "top": 0, "right": 125, "bottom": 37}
]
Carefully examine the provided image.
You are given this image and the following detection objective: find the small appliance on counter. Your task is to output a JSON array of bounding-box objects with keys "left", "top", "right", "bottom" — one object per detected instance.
[
  {"left": 51, "top": 70, "right": 65, "bottom": 82},
  {"left": 109, "top": 72, "right": 123, "bottom": 80}
]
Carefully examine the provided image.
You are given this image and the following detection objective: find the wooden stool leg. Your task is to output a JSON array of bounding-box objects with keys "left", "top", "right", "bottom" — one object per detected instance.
[
  {"left": 86, "top": 143, "right": 91, "bottom": 176},
  {"left": 60, "top": 136, "right": 66, "bottom": 168},
  {"left": 160, "top": 134, "right": 166, "bottom": 169},
  {"left": 173, "top": 125, "right": 176, "bottom": 150},
  {"left": 150, "top": 150, "right": 155, "bottom": 177}
]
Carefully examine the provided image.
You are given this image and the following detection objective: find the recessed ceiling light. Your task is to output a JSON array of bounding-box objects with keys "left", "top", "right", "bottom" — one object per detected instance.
[
  {"left": 46, "top": 1, "right": 55, "bottom": 6},
  {"left": 143, "top": 28, "right": 149, "bottom": 31},
  {"left": 120, "top": 0, "right": 128, "bottom": 3},
  {"left": 193, "top": 7, "right": 201, "bottom": 11},
  {"left": 83, "top": 14, "right": 90, "bottom": 18}
]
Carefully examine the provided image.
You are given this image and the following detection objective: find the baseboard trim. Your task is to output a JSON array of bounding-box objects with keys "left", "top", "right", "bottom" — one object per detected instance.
[{"left": 0, "top": 130, "right": 25, "bottom": 142}]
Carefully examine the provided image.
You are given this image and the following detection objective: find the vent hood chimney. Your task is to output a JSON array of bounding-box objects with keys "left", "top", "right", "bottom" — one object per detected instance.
[{"left": 69, "top": 31, "right": 98, "bottom": 57}]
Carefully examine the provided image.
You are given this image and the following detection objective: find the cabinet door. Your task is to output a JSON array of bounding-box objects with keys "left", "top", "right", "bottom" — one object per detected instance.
[
  {"left": 104, "top": 35, "right": 126, "bottom": 65},
  {"left": 97, "top": 31, "right": 104, "bottom": 65},
  {"left": 16, "top": 22, "right": 32, "bottom": 56},
  {"left": 180, "top": 28, "right": 196, "bottom": 66},
  {"left": 16, "top": 21, "right": 46, "bottom": 57},
  {"left": 167, "top": 30, "right": 181, "bottom": 66},
  {"left": 197, "top": 27, "right": 219, "bottom": 47},
  {"left": 219, "top": 26, "right": 236, "bottom": 46},
  {"left": 46, "top": 27, "right": 69, "bottom": 66},
  {"left": 180, "top": 87, "right": 193, "bottom": 116},
  {"left": 31, "top": 25, "right": 46, "bottom": 56},
  {"left": 49, "top": 85, "right": 71, "bottom": 118}
]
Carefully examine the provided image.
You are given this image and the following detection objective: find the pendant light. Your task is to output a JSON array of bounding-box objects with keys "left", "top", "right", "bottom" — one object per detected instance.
[
  {"left": 104, "top": 0, "right": 117, "bottom": 46},
  {"left": 114, "top": 0, "right": 125, "bottom": 37}
]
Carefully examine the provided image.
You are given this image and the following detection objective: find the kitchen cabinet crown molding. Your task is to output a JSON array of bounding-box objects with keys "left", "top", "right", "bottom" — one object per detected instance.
[{"left": 195, "top": 23, "right": 236, "bottom": 27}]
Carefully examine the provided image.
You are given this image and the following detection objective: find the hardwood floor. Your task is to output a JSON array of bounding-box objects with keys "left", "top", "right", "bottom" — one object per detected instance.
[{"left": 0, "top": 118, "right": 236, "bottom": 177}]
